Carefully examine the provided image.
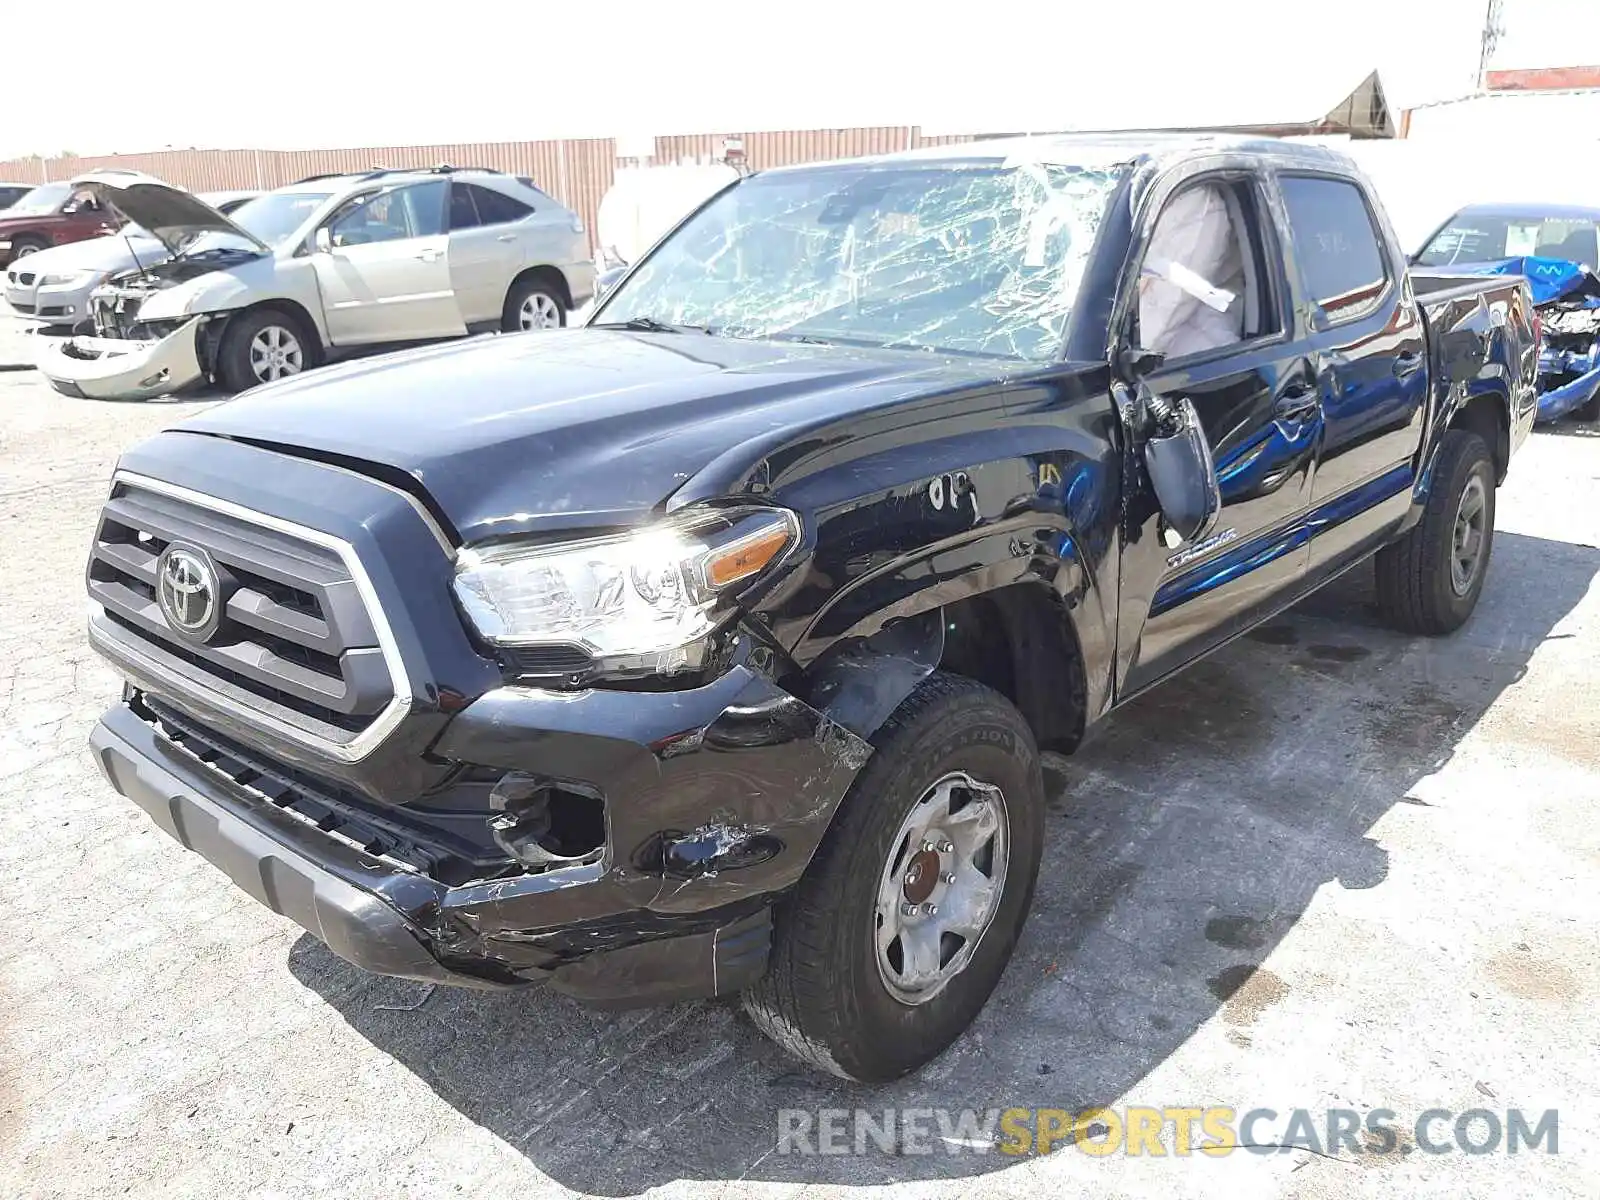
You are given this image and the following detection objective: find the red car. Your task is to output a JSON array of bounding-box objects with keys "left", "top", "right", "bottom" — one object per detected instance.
[{"left": 0, "top": 177, "right": 130, "bottom": 265}]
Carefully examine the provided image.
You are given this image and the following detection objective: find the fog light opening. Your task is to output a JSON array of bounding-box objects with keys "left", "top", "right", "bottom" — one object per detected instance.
[{"left": 488, "top": 772, "right": 606, "bottom": 869}]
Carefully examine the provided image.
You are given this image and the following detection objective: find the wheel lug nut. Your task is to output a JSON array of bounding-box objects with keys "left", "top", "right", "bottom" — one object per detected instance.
[
  {"left": 921, "top": 840, "right": 936, "bottom": 852},
  {"left": 939, "top": 840, "right": 954, "bottom": 853},
  {"left": 924, "top": 904, "right": 938, "bottom": 916},
  {"left": 942, "top": 871, "right": 956, "bottom": 884},
  {"left": 901, "top": 903, "right": 919, "bottom": 917}
]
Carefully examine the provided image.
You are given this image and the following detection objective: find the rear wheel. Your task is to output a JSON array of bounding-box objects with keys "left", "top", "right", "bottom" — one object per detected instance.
[
  {"left": 742, "top": 673, "right": 1044, "bottom": 1082},
  {"left": 217, "top": 309, "right": 315, "bottom": 393},
  {"left": 502, "top": 276, "right": 566, "bottom": 332},
  {"left": 1374, "top": 430, "right": 1495, "bottom": 635},
  {"left": 8, "top": 236, "right": 47, "bottom": 261}
]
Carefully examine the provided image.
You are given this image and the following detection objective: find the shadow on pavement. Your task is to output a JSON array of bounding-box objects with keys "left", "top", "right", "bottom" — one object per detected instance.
[{"left": 290, "top": 529, "right": 1599, "bottom": 1194}]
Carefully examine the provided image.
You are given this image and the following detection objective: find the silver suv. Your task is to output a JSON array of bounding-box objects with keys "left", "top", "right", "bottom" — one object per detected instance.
[{"left": 40, "top": 166, "right": 595, "bottom": 400}]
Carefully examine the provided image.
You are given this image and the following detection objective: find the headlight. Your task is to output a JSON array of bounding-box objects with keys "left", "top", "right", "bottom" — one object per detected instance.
[
  {"left": 39, "top": 270, "right": 94, "bottom": 287},
  {"left": 453, "top": 506, "right": 799, "bottom": 678}
]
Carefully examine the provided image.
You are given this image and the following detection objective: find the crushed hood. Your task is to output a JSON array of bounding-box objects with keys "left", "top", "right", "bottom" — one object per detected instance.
[
  {"left": 71, "top": 171, "right": 268, "bottom": 257},
  {"left": 178, "top": 328, "right": 1003, "bottom": 543}
]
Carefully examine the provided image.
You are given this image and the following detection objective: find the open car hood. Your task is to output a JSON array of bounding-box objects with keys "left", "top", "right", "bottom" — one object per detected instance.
[{"left": 71, "top": 171, "right": 269, "bottom": 257}]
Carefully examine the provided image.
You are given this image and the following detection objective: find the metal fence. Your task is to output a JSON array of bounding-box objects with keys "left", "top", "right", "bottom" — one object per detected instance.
[{"left": 0, "top": 127, "right": 975, "bottom": 249}]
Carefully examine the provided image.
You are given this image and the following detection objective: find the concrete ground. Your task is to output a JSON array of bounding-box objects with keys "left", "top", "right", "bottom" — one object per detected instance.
[{"left": 0, "top": 307, "right": 1597, "bottom": 1199}]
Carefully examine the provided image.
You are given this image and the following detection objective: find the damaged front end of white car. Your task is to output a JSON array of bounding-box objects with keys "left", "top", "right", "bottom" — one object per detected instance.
[{"left": 38, "top": 171, "right": 273, "bottom": 400}]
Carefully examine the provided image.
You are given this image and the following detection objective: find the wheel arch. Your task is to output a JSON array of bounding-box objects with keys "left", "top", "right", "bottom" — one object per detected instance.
[
  {"left": 795, "top": 573, "right": 1092, "bottom": 756},
  {"left": 505, "top": 264, "right": 573, "bottom": 312},
  {"left": 204, "top": 298, "right": 324, "bottom": 373},
  {"left": 1447, "top": 388, "right": 1510, "bottom": 484}
]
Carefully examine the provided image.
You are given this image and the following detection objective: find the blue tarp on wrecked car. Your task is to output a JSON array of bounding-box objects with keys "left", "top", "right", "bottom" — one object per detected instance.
[{"left": 1450, "top": 256, "right": 1600, "bottom": 307}]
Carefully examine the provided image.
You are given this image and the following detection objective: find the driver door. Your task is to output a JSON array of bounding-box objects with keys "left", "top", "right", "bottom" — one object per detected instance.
[
  {"left": 1117, "top": 171, "right": 1323, "bottom": 695},
  {"left": 311, "top": 180, "right": 466, "bottom": 345}
]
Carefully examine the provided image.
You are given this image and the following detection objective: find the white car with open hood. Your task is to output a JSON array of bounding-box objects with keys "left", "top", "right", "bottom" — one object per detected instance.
[{"left": 39, "top": 167, "right": 594, "bottom": 400}]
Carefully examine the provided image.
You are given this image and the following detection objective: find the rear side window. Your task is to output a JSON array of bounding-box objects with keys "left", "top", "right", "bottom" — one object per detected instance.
[
  {"left": 1280, "top": 176, "right": 1389, "bottom": 321},
  {"left": 465, "top": 184, "right": 533, "bottom": 226},
  {"left": 448, "top": 184, "right": 481, "bottom": 230}
]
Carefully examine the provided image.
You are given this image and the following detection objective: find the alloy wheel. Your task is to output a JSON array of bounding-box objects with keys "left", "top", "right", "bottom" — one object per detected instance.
[{"left": 249, "top": 324, "right": 304, "bottom": 383}]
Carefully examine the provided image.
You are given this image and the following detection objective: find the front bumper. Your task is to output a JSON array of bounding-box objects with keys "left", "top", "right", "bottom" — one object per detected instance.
[
  {"left": 1535, "top": 366, "right": 1600, "bottom": 423},
  {"left": 36, "top": 317, "right": 204, "bottom": 399},
  {"left": 92, "top": 655, "right": 870, "bottom": 1003},
  {"left": 4, "top": 279, "right": 94, "bottom": 325}
]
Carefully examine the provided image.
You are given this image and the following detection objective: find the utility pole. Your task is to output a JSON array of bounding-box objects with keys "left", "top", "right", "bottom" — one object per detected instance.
[{"left": 1477, "top": 0, "right": 1506, "bottom": 91}]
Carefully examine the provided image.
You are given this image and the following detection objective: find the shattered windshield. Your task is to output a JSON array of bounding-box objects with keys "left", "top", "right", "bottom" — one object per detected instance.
[
  {"left": 7, "top": 182, "right": 71, "bottom": 217},
  {"left": 184, "top": 191, "right": 333, "bottom": 254},
  {"left": 594, "top": 160, "right": 1122, "bottom": 361}
]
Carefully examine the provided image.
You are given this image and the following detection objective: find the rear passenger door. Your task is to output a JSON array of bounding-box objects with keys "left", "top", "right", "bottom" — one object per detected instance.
[
  {"left": 447, "top": 182, "right": 540, "bottom": 326},
  {"left": 1277, "top": 174, "right": 1428, "bottom": 574}
]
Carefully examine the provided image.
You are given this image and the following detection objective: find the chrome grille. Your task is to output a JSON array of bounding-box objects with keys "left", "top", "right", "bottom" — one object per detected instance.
[{"left": 87, "top": 478, "right": 399, "bottom": 747}]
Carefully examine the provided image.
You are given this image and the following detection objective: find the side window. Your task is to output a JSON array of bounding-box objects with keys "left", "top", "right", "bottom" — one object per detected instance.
[
  {"left": 1137, "top": 179, "right": 1276, "bottom": 360},
  {"left": 62, "top": 189, "right": 101, "bottom": 215},
  {"left": 327, "top": 181, "right": 447, "bottom": 246},
  {"left": 448, "top": 184, "right": 481, "bottom": 231},
  {"left": 1279, "top": 176, "right": 1388, "bottom": 322},
  {"left": 468, "top": 183, "right": 533, "bottom": 226}
]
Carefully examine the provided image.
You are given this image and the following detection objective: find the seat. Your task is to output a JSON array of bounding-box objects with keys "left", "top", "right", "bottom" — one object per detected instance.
[{"left": 1542, "top": 229, "right": 1596, "bottom": 267}]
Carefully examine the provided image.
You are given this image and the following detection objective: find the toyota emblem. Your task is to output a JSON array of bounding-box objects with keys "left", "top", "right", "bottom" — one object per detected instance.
[{"left": 156, "top": 545, "right": 222, "bottom": 642}]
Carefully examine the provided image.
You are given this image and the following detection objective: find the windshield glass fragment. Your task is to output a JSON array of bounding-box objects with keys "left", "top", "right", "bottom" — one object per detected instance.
[{"left": 596, "top": 161, "right": 1123, "bottom": 361}]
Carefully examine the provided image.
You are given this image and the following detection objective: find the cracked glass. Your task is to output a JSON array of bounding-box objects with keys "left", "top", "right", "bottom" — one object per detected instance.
[{"left": 596, "top": 159, "right": 1125, "bottom": 362}]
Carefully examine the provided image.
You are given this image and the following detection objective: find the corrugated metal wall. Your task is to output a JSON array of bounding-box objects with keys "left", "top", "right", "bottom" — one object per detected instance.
[{"left": 0, "top": 127, "right": 975, "bottom": 247}]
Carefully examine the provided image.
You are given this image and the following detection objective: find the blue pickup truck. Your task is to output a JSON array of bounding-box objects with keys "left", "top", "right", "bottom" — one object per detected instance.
[{"left": 84, "top": 135, "right": 1536, "bottom": 1083}]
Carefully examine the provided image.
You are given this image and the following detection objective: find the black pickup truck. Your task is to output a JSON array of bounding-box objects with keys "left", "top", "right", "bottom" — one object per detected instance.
[{"left": 85, "top": 135, "right": 1537, "bottom": 1083}]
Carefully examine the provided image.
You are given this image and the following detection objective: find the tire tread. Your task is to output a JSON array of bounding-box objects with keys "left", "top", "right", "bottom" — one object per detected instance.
[
  {"left": 1374, "top": 429, "right": 1493, "bottom": 636},
  {"left": 743, "top": 673, "right": 1037, "bottom": 1081}
]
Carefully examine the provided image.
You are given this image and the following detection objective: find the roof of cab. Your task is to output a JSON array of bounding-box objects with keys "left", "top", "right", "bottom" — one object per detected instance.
[
  {"left": 760, "top": 131, "right": 1360, "bottom": 175},
  {"left": 1449, "top": 201, "right": 1600, "bottom": 220}
]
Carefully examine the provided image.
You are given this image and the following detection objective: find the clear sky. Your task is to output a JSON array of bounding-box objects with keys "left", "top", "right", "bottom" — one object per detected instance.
[{"left": 0, "top": 0, "right": 1547, "bottom": 160}]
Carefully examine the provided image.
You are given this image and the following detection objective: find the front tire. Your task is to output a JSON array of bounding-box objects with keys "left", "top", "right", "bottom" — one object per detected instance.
[
  {"left": 743, "top": 673, "right": 1044, "bottom": 1082},
  {"left": 1374, "top": 429, "right": 1495, "bottom": 635},
  {"left": 8, "top": 236, "right": 48, "bottom": 261},
  {"left": 217, "top": 308, "right": 315, "bottom": 393}
]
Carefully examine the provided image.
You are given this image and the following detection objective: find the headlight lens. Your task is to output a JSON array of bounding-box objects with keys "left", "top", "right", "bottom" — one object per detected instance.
[
  {"left": 453, "top": 507, "right": 798, "bottom": 678},
  {"left": 39, "top": 270, "right": 94, "bottom": 287}
]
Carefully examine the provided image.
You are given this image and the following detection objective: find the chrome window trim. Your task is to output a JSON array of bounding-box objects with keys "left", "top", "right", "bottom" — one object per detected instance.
[{"left": 92, "top": 470, "right": 414, "bottom": 763}]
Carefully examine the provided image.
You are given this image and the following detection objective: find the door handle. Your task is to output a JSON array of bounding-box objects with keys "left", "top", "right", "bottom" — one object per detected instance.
[
  {"left": 1393, "top": 349, "right": 1424, "bottom": 378},
  {"left": 1274, "top": 385, "right": 1319, "bottom": 421},
  {"left": 414, "top": 249, "right": 441, "bottom": 262},
  {"left": 496, "top": 233, "right": 517, "bottom": 243}
]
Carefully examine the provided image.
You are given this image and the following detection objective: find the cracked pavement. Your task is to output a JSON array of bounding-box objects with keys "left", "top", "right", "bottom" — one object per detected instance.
[{"left": 1, "top": 308, "right": 1597, "bottom": 1198}]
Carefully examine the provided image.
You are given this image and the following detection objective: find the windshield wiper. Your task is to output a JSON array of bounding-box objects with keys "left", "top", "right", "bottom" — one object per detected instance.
[{"left": 591, "top": 316, "right": 717, "bottom": 335}]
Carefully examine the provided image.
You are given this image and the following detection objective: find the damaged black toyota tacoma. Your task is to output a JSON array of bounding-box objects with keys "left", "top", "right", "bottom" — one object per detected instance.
[{"left": 86, "top": 135, "right": 1536, "bottom": 1083}]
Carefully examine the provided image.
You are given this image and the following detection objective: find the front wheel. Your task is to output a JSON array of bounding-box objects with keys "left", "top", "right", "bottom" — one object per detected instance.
[
  {"left": 743, "top": 673, "right": 1044, "bottom": 1082},
  {"left": 217, "top": 309, "right": 315, "bottom": 393},
  {"left": 1374, "top": 429, "right": 1496, "bottom": 635},
  {"left": 8, "top": 236, "right": 48, "bottom": 261}
]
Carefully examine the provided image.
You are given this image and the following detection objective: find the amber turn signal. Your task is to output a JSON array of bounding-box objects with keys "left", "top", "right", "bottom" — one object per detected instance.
[{"left": 706, "top": 524, "right": 792, "bottom": 589}]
